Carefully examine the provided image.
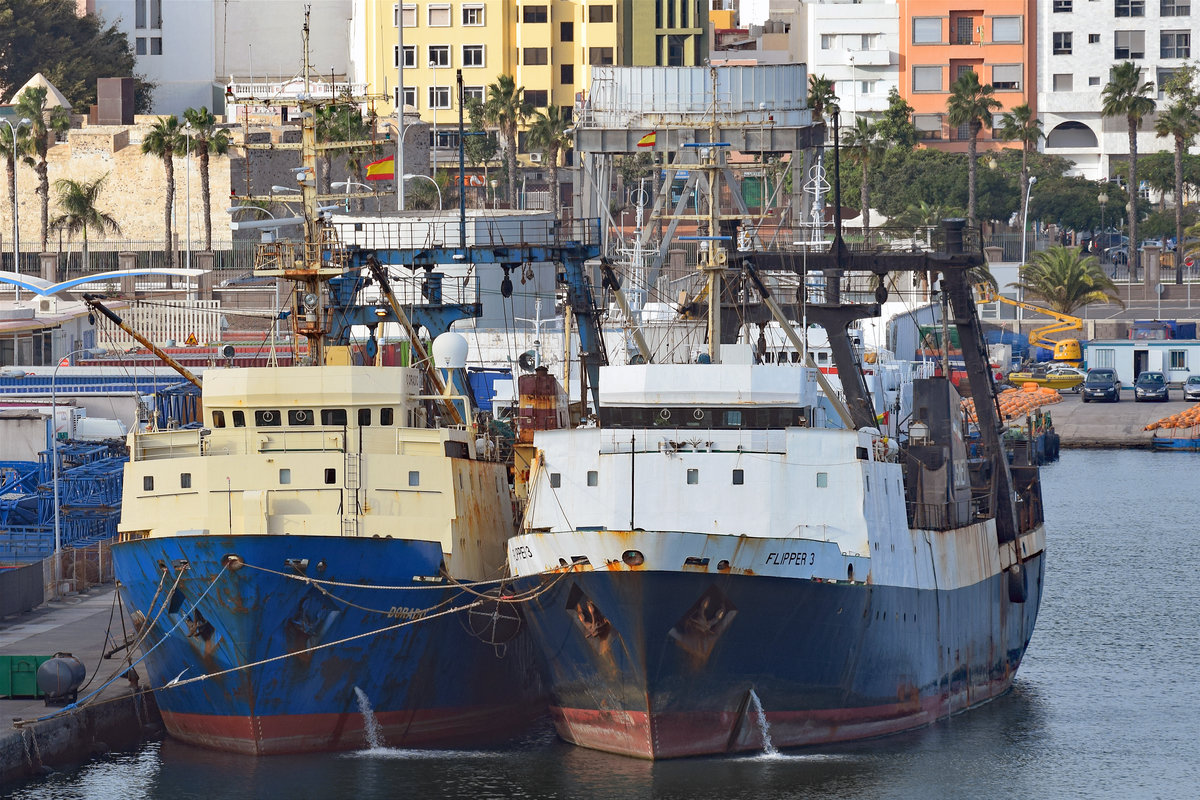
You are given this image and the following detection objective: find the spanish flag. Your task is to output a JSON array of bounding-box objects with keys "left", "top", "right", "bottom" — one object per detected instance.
[
  {"left": 636, "top": 131, "right": 656, "bottom": 148},
  {"left": 365, "top": 155, "right": 395, "bottom": 181}
]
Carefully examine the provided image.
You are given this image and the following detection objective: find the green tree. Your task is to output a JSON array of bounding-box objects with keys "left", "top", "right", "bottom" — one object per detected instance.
[
  {"left": 1012, "top": 245, "right": 1125, "bottom": 315},
  {"left": 49, "top": 174, "right": 120, "bottom": 274},
  {"left": 1102, "top": 61, "right": 1156, "bottom": 274},
  {"left": 0, "top": 0, "right": 154, "bottom": 113},
  {"left": 843, "top": 117, "right": 885, "bottom": 237},
  {"left": 1154, "top": 65, "right": 1200, "bottom": 283},
  {"left": 527, "top": 106, "right": 572, "bottom": 220},
  {"left": 483, "top": 75, "right": 531, "bottom": 207},
  {"left": 14, "top": 85, "right": 70, "bottom": 251},
  {"left": 140, "top": 115, "right": 184, "bottom": 263},
  {"left": 806, "top": 74, "right": 837, "bottom": 124},
  {"left": 946, "top": 70, "right": 1001, "bottom": 229},
  {"left": 182, "top": 107, "right": 231, "bottom": 251},
  {"left": 874, "top": 87, "right": 918, "bottom": 150},
  {"left": 463, "top": 98, "right": 500, "bottom": 194},
  {"left": 997, "top": 103, "right": 1043, "bottom": 235}
]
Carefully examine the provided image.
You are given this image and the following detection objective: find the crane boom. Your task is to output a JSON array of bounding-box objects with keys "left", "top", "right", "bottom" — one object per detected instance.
[{"left": 975, "top": 284, "right": 1083, "bottom": 356}]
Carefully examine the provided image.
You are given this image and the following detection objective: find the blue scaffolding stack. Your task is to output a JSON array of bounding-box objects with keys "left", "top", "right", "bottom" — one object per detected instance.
[{"left": 0, "top": 442, "right": 128, "bottom": 562}]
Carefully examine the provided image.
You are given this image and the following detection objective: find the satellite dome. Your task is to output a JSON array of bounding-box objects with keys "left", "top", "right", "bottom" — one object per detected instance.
[{"left": 431, "top": 332, "right": 469, "bottom": 369}]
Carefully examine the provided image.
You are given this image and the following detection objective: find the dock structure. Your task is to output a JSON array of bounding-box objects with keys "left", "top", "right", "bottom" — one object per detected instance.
[
  {"left": 572, "top": 64, "right": 825, "bottom": 290},
  {"left": 0, "top": 585, "right": 159, "bottom": 787}
]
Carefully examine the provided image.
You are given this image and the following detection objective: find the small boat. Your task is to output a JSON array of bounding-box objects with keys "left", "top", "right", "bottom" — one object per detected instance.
[{"left": 1006, "top": 370, "right": 1084, "bottom": 392}]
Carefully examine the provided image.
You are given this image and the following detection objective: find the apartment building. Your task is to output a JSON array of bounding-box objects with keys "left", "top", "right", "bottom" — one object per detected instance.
[
  {"left": 796, "top": 0, "right": 900, "bottom": 124},
  {"left": 1037, "top": 0, "right": 1193, "bottom": 180},
  {"left": 84, "top": 0, "right": 355, "bottom": 115},
  {"left": 897, "top": 0, "right": 1036, "bottom": 151}
]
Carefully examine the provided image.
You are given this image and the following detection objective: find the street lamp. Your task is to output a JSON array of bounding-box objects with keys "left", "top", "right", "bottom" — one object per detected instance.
[
  {"left": 490, "top": 179, "right": 499, "bottom": 210},
  {"left": 1098, "top": 191, "right": 1109, "bottom": 264},
  {"left": 228, "top": 205, "right": 281, "bottom": 242},
  {"left": 332, "top": 180, "right": 374, "bottom": 212},
  {"left": 2, "top": 116, "right": 32, "bottom": 300},
  {"left": 51, "top": 346, "right": 104, "bottom": 593},
  {"left": 184, "top": 121, "right": 192, "bottom": 272},
  {"left": 429, "top": 60, "right": 441, "bottom": 177},
  {"left": 1019, "top": 175, "right": 1037, "bottom": 332},
  {"left": 404, "top": 173, "right": 443, "bottom": 210}
]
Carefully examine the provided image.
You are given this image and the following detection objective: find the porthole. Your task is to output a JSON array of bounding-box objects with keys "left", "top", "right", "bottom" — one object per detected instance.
[
  {"left": 622, "top": 550, "right": 645, "bottom": 567},
  {"left": 692, "top": 408, "right": 704, "bottom": 420},
  {"left": 659, "top": 408, "right": 671, "bottom": 420}
]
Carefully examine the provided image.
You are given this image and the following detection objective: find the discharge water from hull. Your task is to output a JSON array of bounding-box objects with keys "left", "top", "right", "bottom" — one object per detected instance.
[
  {"left": 354, "top": 686, "right": 385, "bottom": 750},
  {"left": 747, "top": 689, "right": 779, "bottom": 757}
]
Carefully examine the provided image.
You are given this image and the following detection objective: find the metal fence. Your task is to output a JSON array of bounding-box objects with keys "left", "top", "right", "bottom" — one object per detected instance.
[
  {"left": 42, "top": 540, "right": 114, "bottom": 599},
  {"left": 0, "top": 561, "right": 44, "bottom": 617}
]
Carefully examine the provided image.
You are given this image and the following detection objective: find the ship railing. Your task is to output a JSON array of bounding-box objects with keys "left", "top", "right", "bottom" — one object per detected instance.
[
  {"left": 254, "top": 428, "right": 349, "bottom": 454},
  {"left": 906, "top": 501, "right": 949, "bottom": 530},
  {"left": 327, "top": 216, "right": 602, "bottom": 252}
]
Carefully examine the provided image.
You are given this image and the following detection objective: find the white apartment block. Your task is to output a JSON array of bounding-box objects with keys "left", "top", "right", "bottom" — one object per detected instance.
[
  {"left": 1037, "top": 0, "right": 1196, "bottom": 180},
  {"left": 85, "top": 0, "right": 354, "bottom": 115},
  {"left": 794, "top": 0, "right": 900, "bottom": 123}
]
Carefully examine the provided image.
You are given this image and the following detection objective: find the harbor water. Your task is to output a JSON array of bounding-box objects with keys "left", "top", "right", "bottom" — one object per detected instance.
[{"left": 6, "top": 449, "right": 1198, "bottom": 800}]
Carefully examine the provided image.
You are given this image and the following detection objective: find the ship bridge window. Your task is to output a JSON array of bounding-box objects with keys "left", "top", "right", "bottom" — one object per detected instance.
[
  {"left": 732, "top": 469, "right": 744, "bottom": 485},
  {"left": 232, "top": 410, "right": 245, "bottom": 427},
  {"left": 358, "top": 408, "right": 372, "bottom": 426},
  {"left": 816, "top": 472, "right": 829, "bottom": 488},
  {"left": 381, "top": 407, "right": 394, "bottom": 426},
  {"left": 324, "top": 468, "right": 337, "bottom": 484},
  {"left": 180, "top": 472, "right": 191, "bottom": 489},
  {"left": 212, "top": 410, "right": 226, "bottom": 428},
  {"left": 288, "top": 409, "right": 314, "bottom": 426},
  {"left": 321, "top": 408, "right": 347, "bottom": 426},
  {"left": 686, "top": 468, "right": 699, "bottom": 485},
  {"left": 143, "top": 475, "right": 154, "bottom": 491},
  {"left": 724, "top": 410, "right": 743, "bottom": 427},
  {"left": 255, "top": 410, "right": 281, "bottom": 427}
]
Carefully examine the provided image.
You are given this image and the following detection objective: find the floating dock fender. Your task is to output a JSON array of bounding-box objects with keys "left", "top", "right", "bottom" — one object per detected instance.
[{"left": 1007, "top": 563, "right": 1027, "bottom": 604}]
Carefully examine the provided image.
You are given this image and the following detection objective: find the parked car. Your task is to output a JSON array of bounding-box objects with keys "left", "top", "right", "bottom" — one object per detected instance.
[
  {"left": 1081, "top": 368, "right": 1121, "bottom": 403},
  {"left": 1185, "top": 375, "right": 1200, "bottom": 401},
  {"left": 1134, "top": 370, "right": 1169, "bottom": 402}
]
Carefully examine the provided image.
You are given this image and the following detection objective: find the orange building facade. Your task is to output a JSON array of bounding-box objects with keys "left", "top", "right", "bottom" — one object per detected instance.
[{"left": 897, "top": 0, "right": 1036, "bottom": 152}]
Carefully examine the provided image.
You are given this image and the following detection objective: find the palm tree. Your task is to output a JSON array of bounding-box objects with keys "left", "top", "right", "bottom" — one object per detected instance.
[
  {"left": 527, "top": 106, "right": 572, "bottom": 219},
  {"left": 484, "top": 75, "right": 531, "bottom": 208},
  {"left": 49, "top": 175, "right": 121, "bottom": 274},
  {"left": 1012, "top": 245, "right": 1126, "bottom": 315},
  {"left": 843, "top": 117, "right": 885, "bottom": 239},
  {"left": 1102, "top": 62, "right": 1156, "bottom": 276},
  {"left": 183, "top": 107, "right": 231, "bottom": 251},
  {"left": 1, "top": 122, "right": 29, "bottom": 259},
  {"left": 806, "top": 74, "right": 837, "bottom": 124},
  {"left": 946, "top": 70, "right": 1001, "bottom": 229},
  {"left": 14, "top": 86, "right": 71, "bottom": 252},
  {"left": 997, "top": 103, "right": 1044, "bottom": 234},
  {"left": 140, "top": 115, "right": 184, "bottom": 264},
  {"left": 1154, "top": 67, "right": 1200, "bottom": 285}
]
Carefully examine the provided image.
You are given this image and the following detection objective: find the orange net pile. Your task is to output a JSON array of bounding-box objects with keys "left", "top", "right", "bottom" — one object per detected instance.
[
  {"left": 1144, "top": 405, "right": 1200, "bottom": 432},
  {"left": 962, "top": 382, "right": 1063, "bottom": 425}
]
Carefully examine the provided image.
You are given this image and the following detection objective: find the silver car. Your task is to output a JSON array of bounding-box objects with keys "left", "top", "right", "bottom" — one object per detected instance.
[{"left": 1185, "top": 375, "right": 1200, "bottom": 401}]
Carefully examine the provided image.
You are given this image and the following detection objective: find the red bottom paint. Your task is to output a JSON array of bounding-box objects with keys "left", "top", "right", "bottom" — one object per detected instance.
[
  {"left": 550, "top": 676, "right": 1016, "bottom": 759},
  {"left": 161, "top": 705, "right": 545, "bottom": 755}
]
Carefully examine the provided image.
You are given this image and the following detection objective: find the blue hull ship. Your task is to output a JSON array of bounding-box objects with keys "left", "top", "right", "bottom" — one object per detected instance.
[{"left": 115, "top": 534, "right": 542, "bottom": 754}]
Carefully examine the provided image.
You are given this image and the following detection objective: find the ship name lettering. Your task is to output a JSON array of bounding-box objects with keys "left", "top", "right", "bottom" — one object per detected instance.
[
  {"left": 512, "top": 545, "right": 534, "bottom": 561},
  {"left": 766, "top": 551, "right": 815, "bottom": 566},
  {"left": 387, "top": 606, "right": 428, "bottom": 620}
]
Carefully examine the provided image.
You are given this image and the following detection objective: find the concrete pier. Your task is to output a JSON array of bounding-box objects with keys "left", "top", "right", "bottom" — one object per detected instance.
[
  {"left": 0, "top": 585, "right": 160, "bottom": 787},
  {"left": 1046, "top": 391, "right": 1190, "bottom": 449}
]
